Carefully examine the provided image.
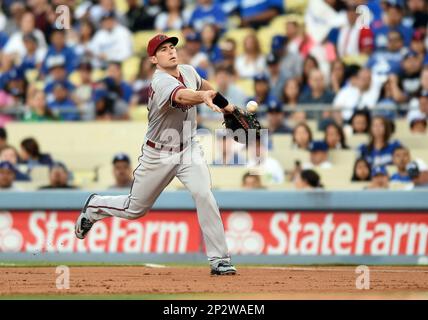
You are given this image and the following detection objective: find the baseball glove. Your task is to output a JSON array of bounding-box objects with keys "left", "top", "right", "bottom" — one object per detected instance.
[{"left": 213, "top": 93, "right": 262, "bottom": 144}]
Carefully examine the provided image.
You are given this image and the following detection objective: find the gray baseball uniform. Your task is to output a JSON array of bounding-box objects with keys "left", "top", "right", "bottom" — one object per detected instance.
[{"left": 84, "top": 64, "right": 230, "bottom": 264}]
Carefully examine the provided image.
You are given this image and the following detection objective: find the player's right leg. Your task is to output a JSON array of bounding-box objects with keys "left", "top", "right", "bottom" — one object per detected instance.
[{"left": 75, "top": 145, "right": 178, "bottom": 239}]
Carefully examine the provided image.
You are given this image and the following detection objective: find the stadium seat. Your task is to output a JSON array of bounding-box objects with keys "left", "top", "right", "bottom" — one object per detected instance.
[
  {"left": 209, "top": 165, "right": 251, "bottom": 189},
  {"left": 396, "top": 135, "right": 428, "bottom": 149},
  {"left": 91, "top": 69, "right": 106, "bottom": 82},
  {"left": 29, "top": 166, "right": 50, "bottom": 187},
  {"left": 133, "top": 31, "right": 159, "bottom": 55},
  {"left": 122, "top": 55, "right": 141, "bottom": 82},
  {"left": 285, "top": 0, "right": 309, "bottom": 14},
  {"left": 329, "top": 149, "right": 356, "bottom": 165},
  {"left": 257, "top": 26, "right": 283, "bottom": 54},
  {"left": 315, "top": 165, "right": 353, "bottom": 190},
  {"left": 235, "top": 78, "right": 255, "bottom": 97},
  {"left": 129, "top": 105, "right": 149, "bottom": 121},
  {"left": 69, "top": 70, "right": 81, "bottom": 86},
  {"left": 272, "top": 148, "right": 310, "bottom": 170},
  {"left": 114, "top": 0, "right": 128, "bottom": 14},
  {"left": 347, "top": 134, "right": 369, "bottom": 148}
]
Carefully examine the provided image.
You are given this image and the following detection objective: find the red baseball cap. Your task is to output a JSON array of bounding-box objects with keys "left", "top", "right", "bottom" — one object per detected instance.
[{"left": 147, "top": 34, "right": 179, "bottom": 56}]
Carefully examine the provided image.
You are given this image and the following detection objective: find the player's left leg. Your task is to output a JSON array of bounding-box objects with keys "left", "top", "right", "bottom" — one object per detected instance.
[{"left": 176, "top": 141, "right": 236, "bottom": 275}]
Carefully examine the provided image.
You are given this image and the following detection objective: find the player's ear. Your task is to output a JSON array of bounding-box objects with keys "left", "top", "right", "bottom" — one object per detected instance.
[{"left": 150, "top": 55, "right": 157, "bottom": 65}]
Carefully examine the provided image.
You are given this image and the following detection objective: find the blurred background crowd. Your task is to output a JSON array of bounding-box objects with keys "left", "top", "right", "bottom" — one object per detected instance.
[{"left": 0, "top": 0, "right": 428, "bottom": 191}]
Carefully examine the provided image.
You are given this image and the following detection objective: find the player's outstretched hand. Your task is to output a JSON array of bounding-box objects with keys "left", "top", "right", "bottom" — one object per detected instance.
[{"left": 202, "top": 90, "right": 222, "bottom": 113}]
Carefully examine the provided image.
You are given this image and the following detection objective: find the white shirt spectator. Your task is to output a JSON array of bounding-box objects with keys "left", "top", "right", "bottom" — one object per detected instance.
[
  {"left": 302, "top": 161, "right": 333, "bottom": 170},
  {"left": 89, "top": 24, "right": 133, "bottom": 67},
  {"left": 155, "top": 13, "right": 184, "bottom": 31},
  {"left": 3, "top": 30, "right": 47, "bottom": 60},
  {"left": 234, "top": 55, "right": 266, "bottom": 79},
  {"left": 337, "top": 22, "right": 361, "bottom": 57},
  {"left": 247, "top": 157, "right": 284, "bottom": 184},
  {"left": 333, "top": 83, "right": 381, "bottom": 121}
]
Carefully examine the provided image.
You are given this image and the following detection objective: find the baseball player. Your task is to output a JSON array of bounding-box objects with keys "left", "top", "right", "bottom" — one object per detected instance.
[{"left": 75, "top": 34, "right": 237, "bottom": 275}]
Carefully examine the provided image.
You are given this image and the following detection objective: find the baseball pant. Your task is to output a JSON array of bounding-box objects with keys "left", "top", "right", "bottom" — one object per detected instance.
[{"left": 85, "top": 141, "right": 230, "bottom": 262}]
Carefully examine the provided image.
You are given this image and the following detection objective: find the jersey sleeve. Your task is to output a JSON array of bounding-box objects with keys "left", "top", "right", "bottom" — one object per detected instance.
[{"left": 151, "top": 74, "right": 185, "bottom": 108}]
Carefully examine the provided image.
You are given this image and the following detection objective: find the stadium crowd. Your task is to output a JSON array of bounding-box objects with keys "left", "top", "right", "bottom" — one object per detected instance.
[{"left": 0, "top": 0, "right": 428, "bottom": 191}]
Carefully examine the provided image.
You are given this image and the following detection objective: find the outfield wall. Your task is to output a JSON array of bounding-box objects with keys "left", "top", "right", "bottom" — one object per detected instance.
[{"left": 0, "top": 191, "right": 427, "bottom": 265}]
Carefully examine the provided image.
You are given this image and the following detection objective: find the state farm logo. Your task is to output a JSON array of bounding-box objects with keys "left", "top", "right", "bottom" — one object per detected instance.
[
  {"left": 0, "top": 212, "right": 23, "bottom": 252},
  {"left": 225, "top": 212, "right": 264, "bottom": 254}
]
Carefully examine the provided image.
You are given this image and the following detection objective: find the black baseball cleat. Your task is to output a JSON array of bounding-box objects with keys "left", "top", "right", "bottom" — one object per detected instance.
[
  {"left": 75, "top": 193, "right": 97, "bottom": 239},
  {"left": 210, "top": 261, "right": 237, "bottom": 275}
]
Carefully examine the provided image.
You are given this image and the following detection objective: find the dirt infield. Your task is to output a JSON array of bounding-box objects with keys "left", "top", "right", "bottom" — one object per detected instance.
[{"left": 0, "top": 266, "right": 427, "bottom": 299}]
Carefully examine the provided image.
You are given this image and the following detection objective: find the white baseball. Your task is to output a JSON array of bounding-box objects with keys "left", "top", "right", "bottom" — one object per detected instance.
[{"left": 246, "top": 100, "right": 258, "bottom": 113}]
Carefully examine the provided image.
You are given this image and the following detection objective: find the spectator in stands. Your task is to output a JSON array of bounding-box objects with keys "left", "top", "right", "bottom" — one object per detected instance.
[
  {"left": 89, "top": 11, "right": 133, "bottom": 69},
  {"left": 294, "top": 169, "right": 323, "bottom": 190},
  {"left": 189, "top": 0, "right": 227, "bottom": 33},
  {"left": 351, "top": 158, "right": 372, "bottom": 182},
  {"left": 2, "top": 2, "right": 25, "bottom": 36},
  {"left": 376, "top": 76, "right": 401, "bottom": 116},
  {"left": 132, "top": 56, "right": 156, "bottom": 106},
  {"left": 95, "top": 61, "right": 132, "bottom": 119},
  {"left": 218, "top": 38, "right": 237, "bottom": 70},
  {"left": 349, "top": 109, "right": 371, "bottom": 134},
  {"left": 365, "top": 166, "right": 389, "bottom": 189},
  {"left": 391, "top": 147, "right": 428, "bottom": 183},
  {"left": 213, "top": 65, "right": 248, "bottom": 109},
  {"left": 3, "top": 10, "right": 47, "bottom": 60},
  {"left": 88, "top": 0, "right": 127, "bottom": 27},
  {"left": 44, "top": 55, "right": 75, "bottom": 102},
  {"left": 72, "top": 19, "right": 95, "bottom": 60},
  {"left": 367, "top": 30, "right": 406, "bottom": 76},
  {"left": 249, "top": 73, "right": 277, "bottom": 114},
  {"left": 41, "top": 28, "right": 78, "bottom": 76},
  {"left": 125, "top": 0, "right": 161, "bottom": 31},
  {"left": 74, "top": 60, "right": 95, "bottom": 120},
  {"left": 0, "top": 127, "right": 7, "bottom": 149},
  {"left": 19, "top": 137, "right": 54, "bottom": 171},
  {"left": 336, "top": 1, "right": 374, "bottom": 58},
  {"left": 0, "top": 145, "right": 30, "bottom": 181},
  {"left": 109, "top": 153, "right": 133, "bottom": 189},
  {"left": 282, "top": 78, "right": 305, "bottom": 124},
  {"left": 371, "top": 0, "right": 413, "bottom": 50},
  {"left": 284, "top": 19, "right": 303, "bottom": 56},
  {"left": 24, "top": 89, "right": 59, "bottom": 121},
  {"left": 292, "top": 122, "right": 313, "bottom": 150},
  {"left": 273, "top": 35, "right": 303, "bottom": 83},
  {"left": 383, "top": 51, "right": 423, "bottom": 105},
  {"left": 303, "top": 141, "right": 332, "bottom": 169},
  {"left": 182, "top": 32, "right": 209, "bottom": 72},
  {"left": 242, "top": 172, "right": 264, "bottom": 189},
  {"left": 405, "top": 0, "right": 428, "bottom": 30},
  {"left": 407, "top": 109, "right": 427, "bottom": 134},
  {"left": 329, "top": 60, "right": 346, "bottom": 94},
  {"left": 333, "top": 68, "right": 380, "bottom": 123},
  {"left": 405, "top": 161, "right": 428, "bottom": 189},
  {"left": 324, "top": 122, "right": 349, "bottom": 149},
  {"left": 39, "top": 162, "right": 76, "bottom": 189},
  {"left": 357, "top": 116, "right": 402, "bottom": 167},
  {"left": 0, "top": 161, "right": 19, "bottom": 190},
  {"left": 266, "top": 52, "right": 287, "bottom": 101},
  {"left": 200, "top": 23, "right": 224, "bottom": 65},
  {"left": 410, "top": 29, "right": 427, "bottom": 58},
  {"left": 247, "top": 136, "right": 284, "bottom": 184},
  {"left": 301, "top": 55, "right": 319, "bottom": 91},
  {"left": 47, "top": 82, "right": 79, "bottom": 121},
  {"left": 20, "top": 32, "right": 45, "bottom": 73},
  {"left": 1, "top": 66, "right": 27, "bottom": 108},
  {"left": 266, "top": 99, "right": 292, "bottom": 134},
  {"left": 29, "top": 0, "right": 55, "bottom": 40},
  {"left": 155, "top": 0, "right": 187, "bottom": 32},
  {"left": 298, "top": 69, "right": 335, "bottom": 119},
  {"left": 235, "top": 33, "right": 266, "bottom": 79},
  {"left": 239, "top": 0, "right": 283, "bottom": 29}
]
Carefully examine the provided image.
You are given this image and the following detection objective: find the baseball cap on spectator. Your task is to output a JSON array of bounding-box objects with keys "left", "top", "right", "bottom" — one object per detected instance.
[
  {"left": 309, "top": 141, "right": 329, "bottom": 153},
  {"left": 267, "top": 99, "right": 283, "bottom": 113},
  {"left": 100, "top": 11, "right": 116, "bottom": 21},
  {"left": 406, "top": 161, "right": 420, "bottom": 179},
  {"left": 112, "top": 153, "right": 130, "bottom": 164},
  {"left": 147, "top": 34, "right": 179, "bottom": 56},
  {"left": 407, "top": 109, "right": 427, "bottom": 125},
  {"left": 271, "top": 35, "right": 286, "bottom": 52},
  {"left": 266, "top": 52, "right": 280, "bottom": 65},
  {"left": 253, "top": 73, "right": 269, "bottom": 82},
  {"left": 185, "top": 32, "right": 201, "bottom": 44},
  {"left": 412, "top": 29, "right": 425, "bottom": 41},
  {"left": 383, "top": 0, "right": 404, "bottom": 8},
  {"left": 0, "top": 161, "right": 15, "bottom": 171},
  {"left": 23, "top": 32, "right": 38, "bottom": 44},
  {"left": 46, "top": 55, "right": 66, "bottom": 70},
  {"left": 371, "top": 166, "right": 388, "bottom": 178}
]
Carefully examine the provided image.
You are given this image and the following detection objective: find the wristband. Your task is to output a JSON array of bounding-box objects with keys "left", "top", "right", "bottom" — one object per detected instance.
[{"left": 213, "top": 92, "right": 229, "bottom": 109}]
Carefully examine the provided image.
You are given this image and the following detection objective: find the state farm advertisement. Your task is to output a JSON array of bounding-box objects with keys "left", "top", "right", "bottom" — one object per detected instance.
[{"left": 0, "top": 211, "right": 427, "bottom": 256}]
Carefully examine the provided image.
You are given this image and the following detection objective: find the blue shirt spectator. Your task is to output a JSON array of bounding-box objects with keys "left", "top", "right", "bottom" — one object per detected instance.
[
  {"left": 358, "top": 140, "right": 402, "bottom": 167},
  {"left": 189, "top": 0, "right": 227, "bottom": 32},
  {"left": 41, "top": 29, "right": 78, "bottom": 75},
  {"left": 0, "top": 32, "right": 8, "bottom": 49},
  {"left": 390, "top": 172, "right": 412, "bottom": 182},
  {"left": 239, "top": 0, "right": 283, "bottom": 28}
]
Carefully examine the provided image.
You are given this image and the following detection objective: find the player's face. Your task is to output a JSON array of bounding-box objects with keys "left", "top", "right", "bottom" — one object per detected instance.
[{"left": 152, "top": 42, "right": 178, "bottom": 69}]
